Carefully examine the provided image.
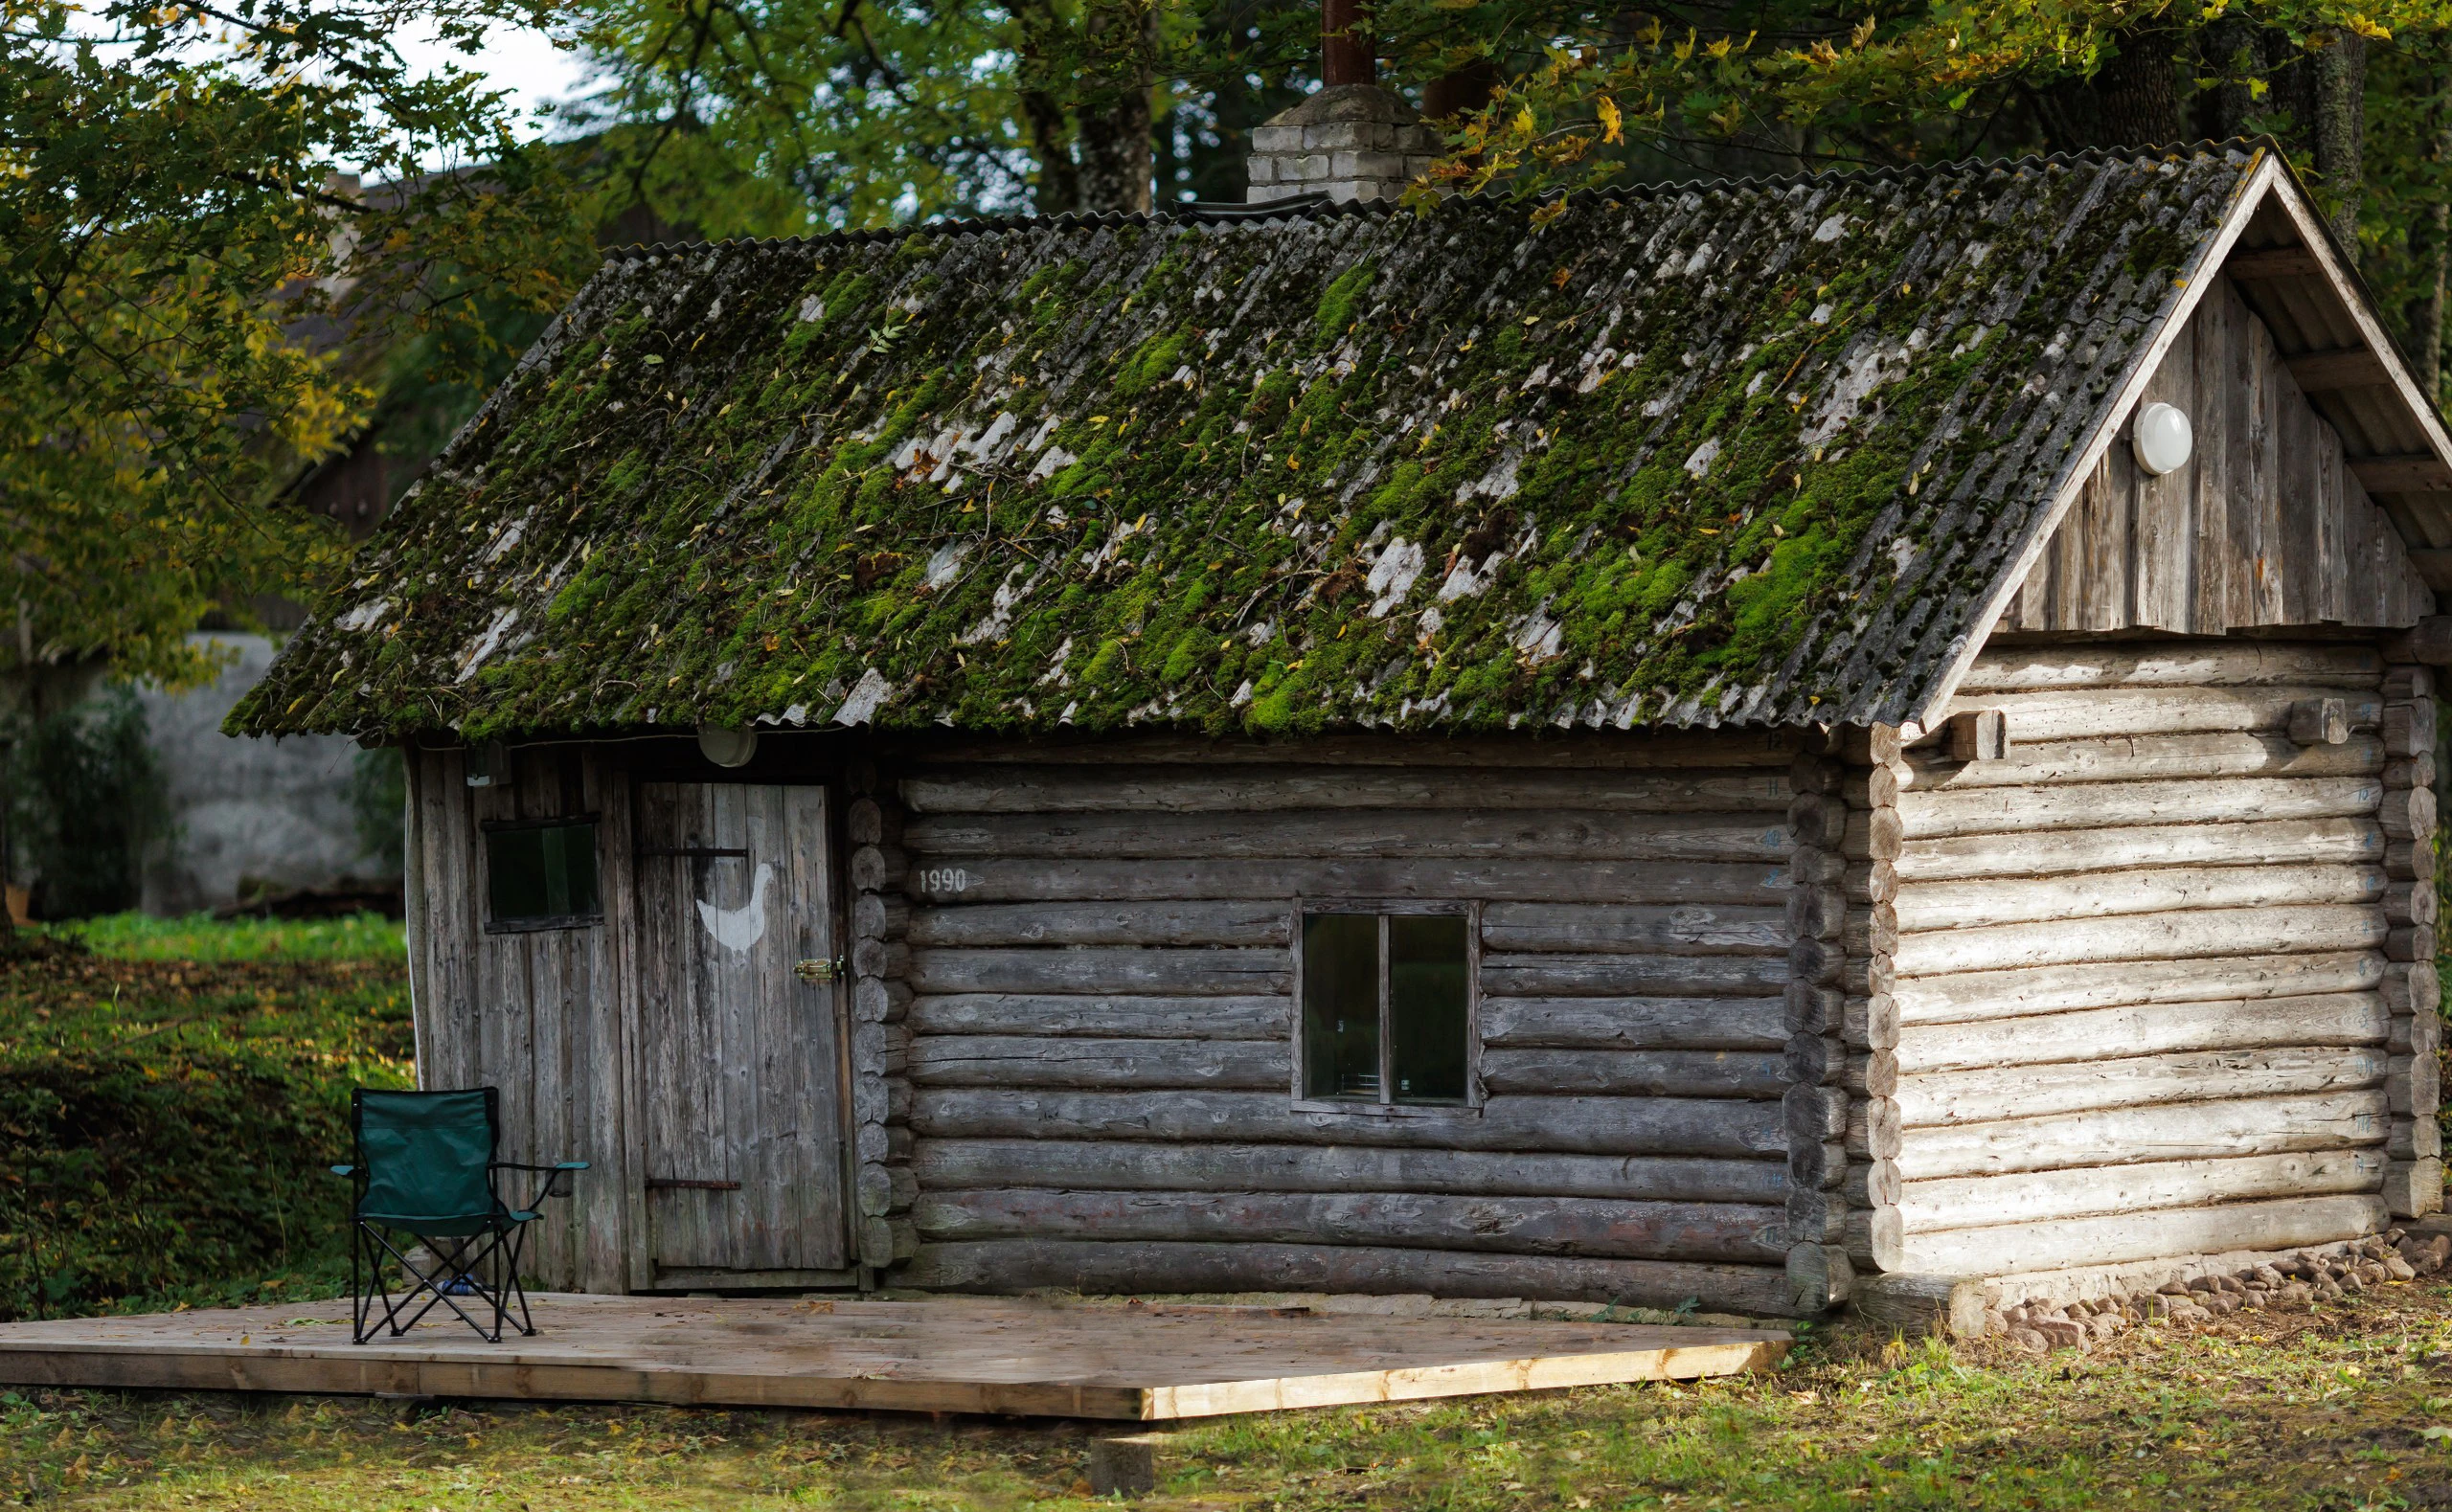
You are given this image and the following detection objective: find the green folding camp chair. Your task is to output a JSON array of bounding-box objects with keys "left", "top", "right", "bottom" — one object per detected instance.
[{"left": 332, "top": 1088, "right": 585, "bottom": 1344}]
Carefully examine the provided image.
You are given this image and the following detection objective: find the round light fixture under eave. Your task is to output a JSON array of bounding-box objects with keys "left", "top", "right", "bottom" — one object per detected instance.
[
  {"left": 697, "top": 725, "right": 758, "bottom": 768},
  {"left": 2132, "top": 401, "right": 2194, "bottom": 476}
]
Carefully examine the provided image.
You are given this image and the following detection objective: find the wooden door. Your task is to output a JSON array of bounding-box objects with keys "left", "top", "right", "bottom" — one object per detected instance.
[{"left": 632, "top": 782, "right": 850, "bottom": 1282}]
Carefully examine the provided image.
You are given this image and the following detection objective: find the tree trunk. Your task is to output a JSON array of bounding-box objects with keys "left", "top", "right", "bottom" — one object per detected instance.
[
  {"left": 2406, "top": 59, "right": 2452, "bottom": 402},
  {"left": 2194, "top": 16, "right": 2259, "bottom": 143},
  {"left": 2093, "top": 27, "right": 2183, "bottom": 147},
  {"left": 1020, "top": 89, "right": 1082, "bottom": 216},
  {"left": 1072, "top": 0, "right": 1156, "bottom": 214},
  {"left": 2314, "top": 30, "right": 2367, "bottom": 260}
]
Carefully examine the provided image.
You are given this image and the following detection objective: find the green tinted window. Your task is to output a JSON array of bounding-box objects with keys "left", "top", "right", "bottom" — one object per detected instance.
[
  {"left": 486, "top": 822, "right": 602, "bottom": 929},
  {"left": 1300, "top": 911, "right": 1472, "bottom": 1106}
]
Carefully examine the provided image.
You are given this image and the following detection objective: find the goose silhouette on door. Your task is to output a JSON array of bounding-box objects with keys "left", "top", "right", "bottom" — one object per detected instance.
[{"left": 634, "top": 783, "right": 848, "bottom": 1275}]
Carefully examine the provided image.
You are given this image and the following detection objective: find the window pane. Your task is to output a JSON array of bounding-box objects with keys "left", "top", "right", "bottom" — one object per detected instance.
[
  {"left": 1388, "top": 914, "right": 1469, "bottom": 1104},
  {"left": 487, "top": 823, "right": 601, "bottom": 925},
  {"left": 1302, "top": 913, "right": 1380, "bottom": 1100}
]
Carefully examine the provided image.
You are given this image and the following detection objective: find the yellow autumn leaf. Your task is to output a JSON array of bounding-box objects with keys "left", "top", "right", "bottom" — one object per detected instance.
[
  {"left": 1597, "top": 94, "right": 1623, "bottom": 144},
  {"left": 1512, "top": 104, "right": 1537, "bottom": 137}
]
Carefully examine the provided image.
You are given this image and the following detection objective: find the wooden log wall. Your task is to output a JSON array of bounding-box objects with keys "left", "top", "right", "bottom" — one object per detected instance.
[
  {"left": 1872, "top": 639, "right": 2428, "bottom": 1277},
  {"left": 2000, "top": 278, "right": 2433, "bottom": 637},
  {"left": 403, "top": 744, "right": 635, "bottom": 1294},
  {"left": 881, "top": 739, "right": 1813, "bottom": 1316}
]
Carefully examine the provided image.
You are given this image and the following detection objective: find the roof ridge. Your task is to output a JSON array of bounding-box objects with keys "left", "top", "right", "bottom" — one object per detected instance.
[{"left": 599, "top": 139, "right": 2272, "bottom": 266}]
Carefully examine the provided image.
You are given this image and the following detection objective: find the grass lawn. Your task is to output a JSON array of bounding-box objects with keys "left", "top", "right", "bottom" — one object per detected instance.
[{"left": 8, "top": 914, "right": 2452, "bottom": 1508}]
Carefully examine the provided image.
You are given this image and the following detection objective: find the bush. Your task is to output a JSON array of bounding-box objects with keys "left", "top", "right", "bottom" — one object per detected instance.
[{"left": 5, "top": 688, "right": 168, "bottom": 919}]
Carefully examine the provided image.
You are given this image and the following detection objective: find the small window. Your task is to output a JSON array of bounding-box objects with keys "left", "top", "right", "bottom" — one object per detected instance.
[
  {"left": 485, "top": 820, "right": 602, "bottom": 930},
  {"left": 1300, "top": 910, "right": 1473, "bottom": 1106}
]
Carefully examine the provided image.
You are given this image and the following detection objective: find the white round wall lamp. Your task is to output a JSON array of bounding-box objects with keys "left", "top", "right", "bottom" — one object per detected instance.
[
  {"left": 697, "top": 725, "right": 759, "bottom": 768},
  {"left": 2132, "top": 401, "right": 2194, "bottom": 477}
]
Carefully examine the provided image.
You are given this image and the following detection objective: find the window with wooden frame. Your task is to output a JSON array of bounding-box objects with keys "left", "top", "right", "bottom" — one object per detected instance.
[
  {"left": 1296, "top": 905, "right": 1477, "bottom": 1109},
  {"left": 482, "top": 815, "right": 602, "bottom": 931}
]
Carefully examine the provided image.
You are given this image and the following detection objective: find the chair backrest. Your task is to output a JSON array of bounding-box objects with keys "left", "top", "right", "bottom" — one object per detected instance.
[{"left": 352, "top": 1088, "right": 501, "bottom": 1233}]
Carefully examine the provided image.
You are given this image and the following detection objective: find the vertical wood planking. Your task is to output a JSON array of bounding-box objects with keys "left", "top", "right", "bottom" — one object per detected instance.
[
  {"left": 784, "top": 784, "right": 851, "bottom": 1269},
  {"left": 2189, "top": 278, "right": 2233, "bottom": 634},
  {"left": 2131, "top": 309, "right": 2195, "bottom": 632},
  {"left": 2230, "top": 287, "right": 2285, "bottom": 626}
]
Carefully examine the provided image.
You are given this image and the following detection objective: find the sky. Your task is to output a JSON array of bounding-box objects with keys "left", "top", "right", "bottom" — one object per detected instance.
[{"left": 393, "top": 18, "right": 596, "bottom": 136}]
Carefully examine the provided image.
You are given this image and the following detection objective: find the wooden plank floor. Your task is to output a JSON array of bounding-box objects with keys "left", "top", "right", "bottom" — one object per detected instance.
[{"left": 0, "top": 1294, "right": 1790, "bottom": 1420}]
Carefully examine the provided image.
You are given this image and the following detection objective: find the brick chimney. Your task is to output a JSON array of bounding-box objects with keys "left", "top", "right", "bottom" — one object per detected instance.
[{"left": 1245, "top": 84, "right": 1441, "bottom": 205}]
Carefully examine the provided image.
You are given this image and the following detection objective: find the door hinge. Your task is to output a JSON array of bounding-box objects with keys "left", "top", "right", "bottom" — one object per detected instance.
[{"left": 793, "top": 957, "right": 842, "bottom": 984}]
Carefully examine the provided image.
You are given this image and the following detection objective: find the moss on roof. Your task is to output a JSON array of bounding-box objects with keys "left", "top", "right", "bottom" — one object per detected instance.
[{"left": 234, "top": 147, "right": 2260, "bottom": 740}]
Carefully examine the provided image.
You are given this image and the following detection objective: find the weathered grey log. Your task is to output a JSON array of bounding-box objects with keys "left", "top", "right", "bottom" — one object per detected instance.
[
  {"left": 1889, "top": 1194, "right": 2387, "bottom": 1276},
  {"left": 905, "top": 899, "right": 1289, "bottom": 948},
  {"left": 2388, "top": 881, "right": 2440, "bottom": 926},
  {"left": 853, "top": 891, "right": 910, "bottom": 941},
  {"left": 854, "top": 976, "right": 916, "bottom": 1023},
  {"left": 1839, "top": 906, "right": 1897, "bottom": 959},
  {"left": 907, "top": 947, "right": 1291, "bottom": 997},
  {"left": 1892, "top": 992, "right": 2389, "bottom": 1074},
  {"left": 2392, "top": 1118, "right": 2444, "bottom": 1160},
  {"left": 1892, "top": 864, "right": 2383, "bottom": 935},
  {"left": 1898, "top": 732, "right": 2381, "bottom": 792},
  {"left": 910, "top": 1188, "right": 1789, "bottom": 1263},
  {"left": 1785, "top": 982, "right": 1843, "bottom": 1036},
  {"left": 2384, "top": 753, "right": 2437, "bottom": 789},
  {"left": 2288, "top": 696, "right": 2351, "bottom": 746},
  {"left": 1792, "top": 937, "right": 1840, "bottom": 987},
  {"left": 2388, "top": 835, "right": 2437, "bottom": 878},
  {"left": 1935, "top": 686, "right": 2381, "bottom": 744},
  {"left": 1785, "top": 1034, "right": 1844, "bottom": 1088},
  {"left": 901, "top": 857, "right": 1793, "bottom": 907},
  {"left": 2389, "top": 1052, "right": 2441, "bottom": 1116},
  {"left": 1785, "top": 1188, "right": 1845, "bottom": 1243},
  {"left": 1788, "top": 793, "right": 1849, "bottom": 848},
  {"left": 2387, "top": 697, "right": 2439, "bottom": 756},
  {"left": 1851, "top": 1274, "right": 1988, "bottom": 1338},
  {"left": 899, "top": 764, "right": 1798, "bottom": 814},
  {"left": 1894, "top": 1090, "right": 2390, "bottom": 1181},
  {"left": 851, "top": 844, "right": 908, "bottom": 891},
  {"left": 1478, "top": 995, "right": 1787, "bottom": 1050},
  {"left": 1959, "top": 643, "right": 2382, "bottom": 692},
  {"left": 1840, "top": 764, "right": 1900, "bottom": 810},
  {"left": 1792, "top": 753, "right": 1843, "bottom": 795},
  {"left": 1479, "top": 1048, "right": 1786, "bottom": 1098},
  {"left": 908, "top": 992, "right": 1291, "bottom": 1040},
  {"left": 1894, "top": 775, "right": 2378, "bottom": 842},
  {"left": 895, "top": 1240, "right": 1807, "bottom": 1316},
  {"left": 906, "top": 1035, "right": 1287, "bottom": 1090},
  {"left": 1842, "top": 1207, "right": 1905, "bottom": 1271},
  {"left": 2385, "top": 665, "right": 2437, "bottom": 700},
  {"left": 2381, "top": 786, "right": 2438, "bottom": 840},
  {"left": 1946, "top": 709, "right": 2009, "bottom": 761},
  {"left": 2395, "top": 1011, "right": 2444, "bottom": 1059},
  {"left": 1844, "top": 994, "right": 1900, "bottom": 1050},
  {"left": 902, "top": 810, "right": 1792, "bottom": 864},
  {"left": 1792, "top": 847, "right": 1846, "bottom": 886},
  {"left": 1836, "top": 724, "right": 1907, "bottom": 765},
  {"left": 2383, "top": 960, "right": 2441, "bottom": 1013},
  {"left": 1894, "top": 816, "right": 2381, "bottom": 883},
  {"left": 1791, "top": 1140, "right": 1846, "bottom": 1191},
  {"left": 1892, "top": 904, "right": 2385, "bottom": 978},
  {"left": 2385, "top": 1158, "right": 2445, "bottom": 1218},
  {"left": 1478, "top": 902, "right": 1789, "bottom": 957},
  {"left": 911, "top": 1088, "right": 1790, "bottom": 1157},
  {"left": 851, "top": 938, "right": 912, "bottom": 980},
  {"left": 1893, "top": 950, "right": 2383, "bottom": 1025},
  {"left": 911, "top": 1138, "right": 1790, "bottom": 1203},
  {"left": 1892, "top": 1046, "right": 2387, "bottom": 1128},
  {"left": 2390, "top": 924, "right": 2438, "bottom": 961},
  {"left": 2384, "top": 619, "right": 2452, "bottom": 666},
  {"left": 1842, "top": 1158, "right": 1903, "bottom": 1207},
  {"left": 1895, "top": 1148, "right": 2387, "bottom": 1233},
  {"left": 1479, "top": 953, "right": 1790, "bottom": 999},
  {"left": 1784, "top": 1085, "right": 1847, "bottom": 1142},
  {"left": 847, "top": 795, "right": 901, "bottom": 846},
  {"left": 1787, "top": 1243, "right": 1854, "bottom": 1312},
  {"left": 1786, "top": 887, "right": 1845, "bottom": 942}
]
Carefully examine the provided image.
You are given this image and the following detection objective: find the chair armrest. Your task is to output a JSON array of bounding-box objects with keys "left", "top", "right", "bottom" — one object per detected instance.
[
  {"left": 492, "top": 1161, "right": 588, "bottom": 1173},
  {"left": 329, "top": 1164, "right": 356, "bottom": 1177}
]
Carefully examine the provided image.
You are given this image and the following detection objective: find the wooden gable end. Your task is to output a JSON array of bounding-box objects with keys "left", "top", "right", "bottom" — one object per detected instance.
[{"left": 2000, "top": 275, "right": 2433, "bottom": 636}]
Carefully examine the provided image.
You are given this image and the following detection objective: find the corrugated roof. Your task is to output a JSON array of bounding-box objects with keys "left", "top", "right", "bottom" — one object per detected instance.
[{"left": 234, "top": 145, "right": 2268, "bottom": 741}]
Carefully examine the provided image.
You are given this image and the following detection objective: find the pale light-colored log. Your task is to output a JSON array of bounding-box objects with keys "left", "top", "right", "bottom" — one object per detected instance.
[
  {"left": 910, "top": 1188, "right": 1789, "bottom": 1263},
  {"left": 1851, "top": 1274, "right": 1988, "bottom": 1338},
  {"left": 1893, "top": 865, "right": 2382, "bottom": 935},
  {"left": 1931, "top": 686, "right": 2381, "bottom": 744},
  {"left": 1889, "top": 1194, "right": 2386, "bottom": 1276},
  {"left": 1958, "top": 644, "right": 2381, "bottom": 692},
  {"left": 911, "top": 1139, "right": 1788, "bottom": 1204},
  {"left": 1787, "top": 1244, "right": 1855, "bottom": 1312},
  {"left": 1893, "top": 950, "right": 2383, "bottom": 1025},
  {"left": 1893, "top": 1090, "right": 2387, "bottom": 1180},
  {"left": 1895, "top": 775, "right": 2377, "bottom": 841},
  {"left": 1892, "top": 904, "right": 2385, "bottom": 978},
  {"left": 1895, "top": 1149, "right": 2387, "bottom": 1232},
  {"left": 1892, "top": 1047, "right": 2385, "bottom": 1127},
  {"left": 1893, "top": 992, "right": 2388, "bottom": 1073},
  {"left": 1894, "top": 817, "right": 2380, "bottom": 883},
  {"left": 1897, "top": 732, "right": 2380, "bottom": 792}
]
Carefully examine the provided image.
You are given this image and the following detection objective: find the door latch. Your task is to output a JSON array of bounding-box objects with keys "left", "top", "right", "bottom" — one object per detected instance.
[{"left": 793, "top": 957, "right": 842, "bottom": 984}]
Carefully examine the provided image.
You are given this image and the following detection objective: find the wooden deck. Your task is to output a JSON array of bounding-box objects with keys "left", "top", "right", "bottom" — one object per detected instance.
[{"left": 0, "top": 1294, "right": 1791, "bottom": 1420}]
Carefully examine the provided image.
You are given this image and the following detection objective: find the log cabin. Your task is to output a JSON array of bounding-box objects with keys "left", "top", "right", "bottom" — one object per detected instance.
[{"left": 234, "top": 129, "right": 2452, "bottom": 1323}]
